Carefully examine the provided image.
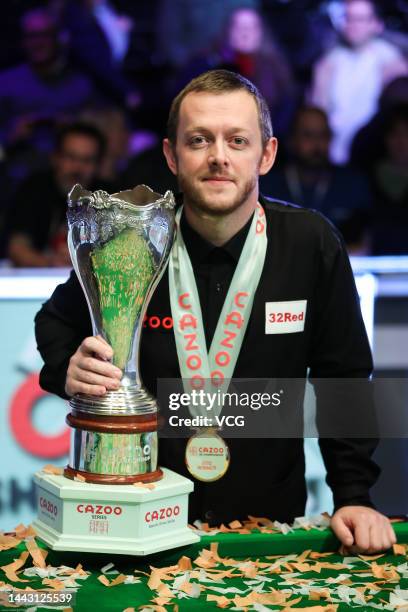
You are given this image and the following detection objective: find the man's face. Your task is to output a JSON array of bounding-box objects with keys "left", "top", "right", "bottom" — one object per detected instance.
[
  {"left": 228, "top": 8, "right": 263, "bottom": 54},
  {"left": 22, "top": 13, "right": 59, "bottom": 67},
  {"left": 163, "top": 90, "right": 276, "bottom": 216},
  {"left": 342, "top": 1, "right": 382, "bottom": 48},
  {"left": 385, "top": 120, "right": 408, "bottom": 168},
  {"left": 291, "top": 111, "right": 331, "bottom": 170},
  {"left": 53, "top": 134, "right": 100, "bottom": 193}
]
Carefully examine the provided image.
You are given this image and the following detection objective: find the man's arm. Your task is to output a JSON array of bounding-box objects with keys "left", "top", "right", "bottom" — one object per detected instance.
[
  {"left": 308, "top": 215, "right": 395, "bottom": 551},
  {"left": 35, "top": 270, "right": 121, "bottom": 398}
]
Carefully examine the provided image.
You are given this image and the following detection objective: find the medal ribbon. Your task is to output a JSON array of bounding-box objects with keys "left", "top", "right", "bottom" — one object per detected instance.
[{"left": 169, "top": 203, "right": 267, "bottom": 417}]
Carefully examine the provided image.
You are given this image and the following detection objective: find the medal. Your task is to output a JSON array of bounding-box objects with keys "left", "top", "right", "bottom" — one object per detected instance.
[
  {"left": 169, "top": 204, "right": 267, "bottom": 479},
  {"left": 185, "top": 430, "right": 230, "bottom": 482}
]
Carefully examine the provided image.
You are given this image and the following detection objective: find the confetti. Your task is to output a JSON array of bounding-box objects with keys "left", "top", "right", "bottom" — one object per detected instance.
[{"left": 42, "top": 465, "right": 64, "bottom": 475}]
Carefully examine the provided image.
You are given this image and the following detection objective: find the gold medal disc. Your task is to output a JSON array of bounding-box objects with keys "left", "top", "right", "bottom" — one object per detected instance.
[{"left": 185, "top": 430, "right": 230, "bottom": 482}]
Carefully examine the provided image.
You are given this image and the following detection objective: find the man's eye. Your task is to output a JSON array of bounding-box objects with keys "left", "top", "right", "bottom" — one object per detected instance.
[
  {"left": 231, "top": 137, "right": 247, "bottom": 147},
  {"left": 189, "top": 136, "right": 208, "bottom": 147}
]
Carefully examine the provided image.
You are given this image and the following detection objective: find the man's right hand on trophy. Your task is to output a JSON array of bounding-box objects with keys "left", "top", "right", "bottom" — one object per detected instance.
[{"left": 65, "top": 335, "right": 122, "bottom": 397}]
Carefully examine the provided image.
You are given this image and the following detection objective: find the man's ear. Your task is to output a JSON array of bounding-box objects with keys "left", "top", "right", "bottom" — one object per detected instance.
[
  {"left": 163, "top": 139, "right": 178, "bottom": 176},
  {"left": 259, "top": 137, "right": 278, "bottom": 176}
]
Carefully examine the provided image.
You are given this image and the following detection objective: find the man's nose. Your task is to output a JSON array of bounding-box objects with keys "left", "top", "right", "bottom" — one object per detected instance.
[{"left": 207, "top": 139, "right": 229, "bottom": 167}]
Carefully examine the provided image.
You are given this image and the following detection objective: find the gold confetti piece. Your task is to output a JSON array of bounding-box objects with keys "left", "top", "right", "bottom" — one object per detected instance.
[
  {"left": 228, "top": 520, "right": 242, "bottom": 529},
  {"left": 0, "top": 534, "right": 22, "bottom": 551},
  {"left": 206, "top": 594, "right": 231, "bottom": 608},
  {"left": 309, "top": 589, "right": 331, "bottom": 601},
  {"left": 393, "top": 543, "right": 407, "bottom": 555},
  {"left": 14, "top": 524, "right": 36, "bottom": 539},
  {"left": 97, "top": 574, "right": 127, "bottom": 587},
  {"left": 42, "top": 578, "right": 66, "bottom": 590},
  {"left": 123, "top": 608, "right": 135, "bottom": 612},
  {"left": 1, "top": 551, "right": 30, "bottom": 583},
  {"left": 282, "top": 606, "right": 338, "bottom": 612},
  {"left": 359, "top": 553, "right": 385, "bottom": 561},
  {"left": 109, "top": 574, "right": 128, "bottom": 587},
  {"left": 242, "top": 564, "right": 258, "bottom": 579},
  {"left": 25, "top": 537, "right": 47, "bottom": 569},
  {"left": 151, "top": 597, "right": 172, "bottom": 606},
  {"left": 177, "top": 556, "right": 192, "bottom": 571},
  {"left": 309, "top": 551, "right": 336, "bottom": 559},
  {"left": 148, "top": 569, "right": 164, "bottom": 590},
  {"left": 322, "top": 562, "right": 348, "bottom": 570},
  {"left": 297, "top": 549, "right": 312, "bottom": 563},
  {"left": 371, "top": 561, "right": 400, "bottom": 581},
  {"left": 74, "top": 473, "right": 86, "bottom": 482},
  {"left": 179, "top": 580, "right": 200, "bottom": 596},
  {"left": 247, "top": 515, "right": 274, "bottom": 528},
  {"left": 42, "top": 464, "right": 64, "bottom": 475},
  {"left": 132, "top": 482, "right": 155, "bottom": 490},
  {"left": 157, "top": 582, "right": 173, "bottom": 598}
]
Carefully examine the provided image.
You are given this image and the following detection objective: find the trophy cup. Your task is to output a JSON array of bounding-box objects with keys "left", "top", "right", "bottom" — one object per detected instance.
[{"left": 33, "top": 185, "right": 199, "bottom": 555}]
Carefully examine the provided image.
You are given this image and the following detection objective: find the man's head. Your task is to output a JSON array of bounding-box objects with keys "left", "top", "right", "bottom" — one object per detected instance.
[
  {"left": 227, "top": 8, "right": 263, "bottom": 55},
  {"left": 341, "top": 0, "right": 383, "bottom": 48},
  {"left": 53, "top": 123, "right": 106, "bottom": 193},
  {"left": 21, "top": 8, "right": 61, "bottom": 68},
  {"left": 289, "top": 107, "right": 332, "bottom": 170},
  {"left": 383, "top": 104, "right": 408, "bottom": 168},
  {"left": 163, "top": 70, "right": 277, "bottom": 217}
]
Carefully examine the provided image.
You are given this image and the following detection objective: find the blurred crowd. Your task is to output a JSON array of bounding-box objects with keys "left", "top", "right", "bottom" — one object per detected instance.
[{"left": 0, "top": 0, "right": 407, "bottom": 266}]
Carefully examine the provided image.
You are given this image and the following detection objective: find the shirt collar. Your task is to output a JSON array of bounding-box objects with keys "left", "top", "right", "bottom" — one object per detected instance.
[{"left": 179, "top": 204, "right": 254, "bottom": 265}]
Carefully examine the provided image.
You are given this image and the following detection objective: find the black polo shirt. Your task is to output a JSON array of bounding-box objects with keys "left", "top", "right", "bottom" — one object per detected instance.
[{"left": 35, "top": 195, "right": 379, "bottom": 524}]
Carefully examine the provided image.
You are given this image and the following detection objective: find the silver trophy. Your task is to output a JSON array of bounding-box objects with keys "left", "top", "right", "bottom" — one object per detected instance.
[{"left": 65, "top": 184, "right": 176, "bottom": 484}]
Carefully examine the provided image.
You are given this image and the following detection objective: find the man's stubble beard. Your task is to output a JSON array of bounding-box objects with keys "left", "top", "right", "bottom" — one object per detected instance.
[{"left": 177, "top": 169, "right": 259, "bottom": 217}]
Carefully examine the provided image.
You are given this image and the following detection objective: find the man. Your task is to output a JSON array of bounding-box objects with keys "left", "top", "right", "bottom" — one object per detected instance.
[
  {"left": 0, "top": 8, "right": 96, "bottom": 185},
  {"left": 35, "top": 70, "right": 395, "bottom": 553},
  {"left": 260, "top": 106, "right": 372, "bottom": 253},
  {"left": 310, "top": 0, "right": 407, "bottom": 164},
  {"left": 7, "top": 122, "right": 106, "bottom": 267}
]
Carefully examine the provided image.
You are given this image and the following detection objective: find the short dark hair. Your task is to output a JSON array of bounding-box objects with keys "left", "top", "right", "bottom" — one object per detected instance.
[
  {"left": 55, "top": 122, "right": 106, "bottom": 160},
  {"left": 167, "top": 69, "right": 273, "bottom": 146},
  {"left": 383, "top": 103, "right": 408, "bottom": 134},
  {"left": 290, "top": 106, "right": 332, "bottom": 136}
]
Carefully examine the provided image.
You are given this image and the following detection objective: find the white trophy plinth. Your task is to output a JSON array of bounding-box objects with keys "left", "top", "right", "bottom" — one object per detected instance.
[{"left": 33, "top": 468, "right": 199, "bottom": 556}]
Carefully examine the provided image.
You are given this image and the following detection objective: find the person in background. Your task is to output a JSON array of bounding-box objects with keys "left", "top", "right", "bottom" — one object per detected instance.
[
  {"left": 260, "top": 106, "right": 372, "bottom": 254},
  {"left": 80, "top": 107, "right": 130, "bottom": 185},
  {"left": 175, "top": 7, "right": 296, "bottom": 138},
  {"left": 61, "top": 0, "right": 141, "bottom": 110},
  {"left": 156, "top": 0, "right": 259, "bottom": 70},
  {"left": 310, "top": 0, "right": 407, "bottom": 164},
  {"left": 6, "top": 123, "right": 107, "bottom": 268},
  {"left": 370, "top": 104, "right": 408, "bottom": 255},
  {"left": 0, "top": 7, "right": 96, "bottom": 186},
  {"left": 350, "top": 75, "right": 408, "bottom": 173}
]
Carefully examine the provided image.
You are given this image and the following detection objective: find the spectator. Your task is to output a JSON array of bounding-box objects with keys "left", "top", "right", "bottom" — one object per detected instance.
[
  {"left": 370, "top": 104, "right": 408, "bottom": 255},
  {"left": 351, "top": 76, "right": 408, "bottom": 172},
  {"left": 61, "top": 0, "right": 141, "bottom": 109},
  {"left": 120, "top": 143, "right": 178, "bottom": 197},
  {"left": 175, "top": 7, "right": 296, "bottom": 138},
  {"left": 0, "top": 7, "right": 96, "bottom": 185},
  {"left": 80, "top": 107, "right": 130, "bottom": 184},
  {"left": 156, "top": 0, "right": 259, "bottom": 69},
  {"left": 7, "top": 123, "right": 107, "bottom": 268},
  {"left": 310, "top": 0, "right": 407, "bottom": 164},
  {"left": 260, "top": 106, "right": 372, "bottom": 254}
]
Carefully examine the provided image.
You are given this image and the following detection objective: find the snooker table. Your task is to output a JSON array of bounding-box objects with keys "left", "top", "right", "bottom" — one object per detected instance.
[{"left": 1, "top": 520, "right": 408, "bottom": 611}]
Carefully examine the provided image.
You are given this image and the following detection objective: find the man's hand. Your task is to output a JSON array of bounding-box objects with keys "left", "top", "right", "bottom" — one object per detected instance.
[
  {"left": 331, "top": 506, "right": 396, "bottom": 553},
  {"left": 65, "top": 336, "right": 122, "bottom": 397}
]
